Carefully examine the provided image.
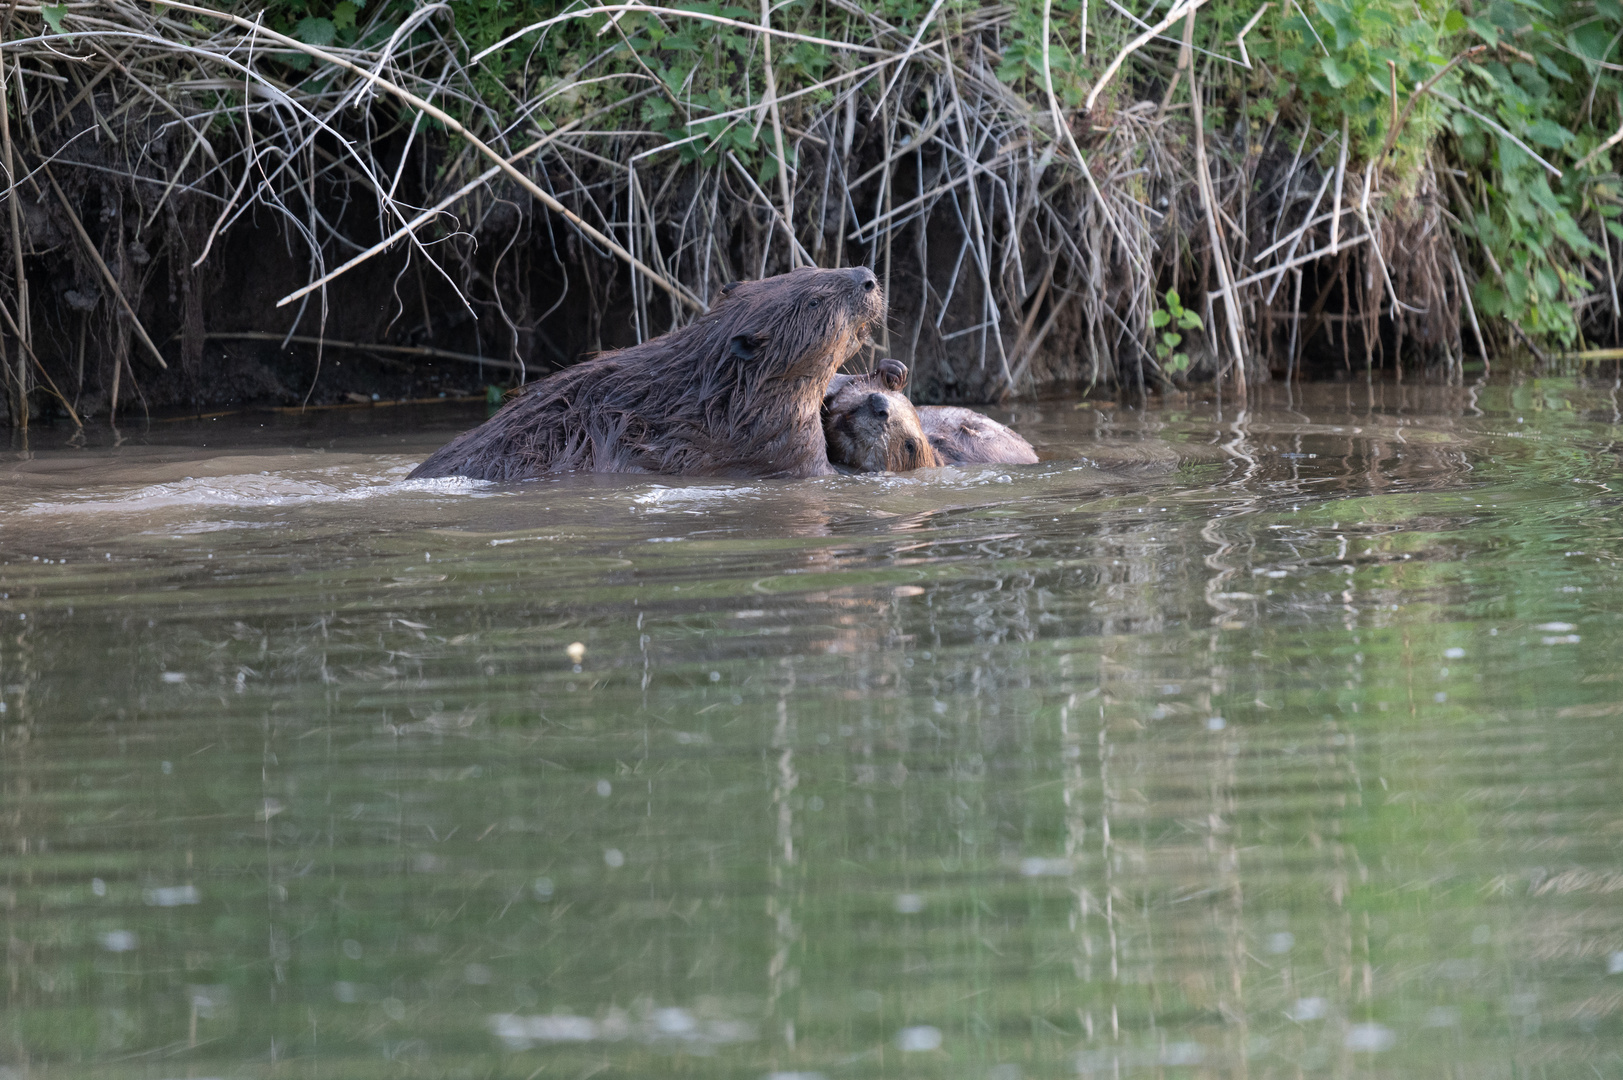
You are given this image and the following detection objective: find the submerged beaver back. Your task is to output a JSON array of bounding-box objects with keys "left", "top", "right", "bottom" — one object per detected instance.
[{"left": 410, "top": 266, "right": 884, "bottom": 481}]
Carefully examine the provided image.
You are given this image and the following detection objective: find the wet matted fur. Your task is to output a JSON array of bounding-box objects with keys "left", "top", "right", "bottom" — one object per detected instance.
[{"left": 410, "top": 266, "right": 884, "bottom": 480}]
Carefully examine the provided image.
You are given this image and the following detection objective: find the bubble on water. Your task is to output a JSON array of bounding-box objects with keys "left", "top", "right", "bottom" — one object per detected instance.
[
  {"left": 709, "top": 671, "right": 721, "bottom": 682},
  {"left": 99, "top": 930, "right": 138, "bottom": 952},
  {"left": 1434, "top": 692, "right": 1448, "bottom": 703},
  {"left": 1019, "top": 857, "right": 1071, "bottom": 878},
  {"left": 894, "top": 893, "right": 924, "bottom": 914},
  {"left": 604, "top": 848, "right": 625, "bottom": 868},
  {"left": 1345, "top": 1024, "right": 1395, "bottom": 1052},
  {"left": 189, "top": 984, "right": 228, "bottom": 1018},
  {"left": 1444, "top": 647, "right": 1465, "bottom": 659},
  {"left": 342, "top": 939, "right": 364, "bottom": 959},
  {"left": 381, "top": 997, "right": 407, "bottom": 1021},
  {"left": 566, "top": 642, "right": 586, "bottom": 664},
  {"left": 143, "top": 885, "right": 199, "bottom": 907},
  {"left": 161, "top": 671, "right": 186, "bottom": 683},
  {"left": 1535, "top": 622, "right": 1575, "bottom": 632},
  {"left": 897, "top": 1025, "right": 942, "bottom": 1051},
  {"left": 1266, "top": 932, "right": 1295, "bottom": 954},
  {"left": 91, "top": 878, "right": 106, "bottom": 897},
  {"left": 1206, "top": 716, "right": 1226, "bottom": 731},
  {"left": 1160, "top": 1042, "right": 1204, "bottom": 1065},
  {"left": 533, "top": 877, "right": 554, "bottom": 900},
  {"left": 1286, "top": 997, "right": 1327, "bottom": 1021},
  {"left": 596, "top": 780, "right": 612, "bottom": 797}
]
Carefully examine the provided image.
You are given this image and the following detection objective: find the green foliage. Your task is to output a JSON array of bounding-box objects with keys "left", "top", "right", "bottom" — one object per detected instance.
[
  {"left": 1152, "top": 289, "right": 1203, "bottom": 374},
  {"left": 39, "top": 3, "right": 68, "bottom": 35},
  {"left": 244, "top": 0, "right": 1623, "bottom": 352}
]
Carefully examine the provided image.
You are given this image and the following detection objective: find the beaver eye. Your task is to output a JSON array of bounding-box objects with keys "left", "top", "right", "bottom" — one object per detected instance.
[
  {"left": 904, "top": 439, "right": 917, "bottom": 454},
  {"left": 808, "top": 297, "right": 820, "bottom": 309}
]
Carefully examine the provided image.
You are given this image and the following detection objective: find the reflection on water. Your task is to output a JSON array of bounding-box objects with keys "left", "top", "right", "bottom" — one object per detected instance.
[{"left": 2, "top": 379, "right": 1622, "bottom": 1078}]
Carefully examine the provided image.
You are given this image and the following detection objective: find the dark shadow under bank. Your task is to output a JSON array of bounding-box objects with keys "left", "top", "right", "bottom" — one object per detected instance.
[{"left": 0, "top": 214, "right": 1559, "bottom": 434}]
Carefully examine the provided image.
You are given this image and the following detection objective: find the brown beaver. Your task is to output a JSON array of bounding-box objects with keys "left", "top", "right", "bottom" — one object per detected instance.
[
  {"left": 823, "top": 358, "right": 941, "bottom": 472},
  {"left": 823, "top": 359, "right": 1038, "bottom": 472},
  {"left": 409, "top": 266, "right": 884, "bottom": 480}
]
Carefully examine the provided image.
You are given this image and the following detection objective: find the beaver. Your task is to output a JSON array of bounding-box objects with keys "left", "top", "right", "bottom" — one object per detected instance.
[
  {"left": 823, "top": 359, "right": 1038, "bottom": 472},
  {"left": 409, "top": 266, "right": 884, "bottom": 480},
  {"left": 823, "top": 358, "right": 942, "bottom": 472}
]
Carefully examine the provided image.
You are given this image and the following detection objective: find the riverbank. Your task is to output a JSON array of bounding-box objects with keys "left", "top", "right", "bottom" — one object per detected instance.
[{"left": 2, "top": 0, "right": 1621, "bottom": 429}]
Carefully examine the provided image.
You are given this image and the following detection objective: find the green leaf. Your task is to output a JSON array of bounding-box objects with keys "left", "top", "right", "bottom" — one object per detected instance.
[
  {"left": 40, "top": 4, "right": 67, "bottom": 34},
  {"left": 1165, "top": 289, "right": 1181, "bottom": 308},
  {"left": 1178, "top": 310, "right": 1204, "bottom": 330},
  {"left": 1525, "top": 118, "right": 1572, "bottom": 148},
  {"left": 1443, "top": 9, "right": 1467, "bottom": 33},
  {"left": 1504, "top": 268, "right": 1530, "bottom": 308},
  {"left": 1162, "top": 331, "right": 1183, "bottom": 348},
  {"left": 1465, "top": 15, "right": 1498, "bottom": 46},
  {"left": 332, "top": 1, "right": 358, "bottom": 30},
  {"left": 1475, "top": 283, "right": 1505, "bottom": 317},
  {"left": 1320, "top": 56, "right": 1359, "bottom": 89},
  {"left": 295, "top": 16, "right": 337, "bottom": 46},
  {"left": 1152, "top": 309, "right": 1171, "bottom": 327}
]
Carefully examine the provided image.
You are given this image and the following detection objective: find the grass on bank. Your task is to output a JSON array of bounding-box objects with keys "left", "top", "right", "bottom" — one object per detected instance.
[{"left": 2, "top": 0, "right": 1623, "bottom": 425}]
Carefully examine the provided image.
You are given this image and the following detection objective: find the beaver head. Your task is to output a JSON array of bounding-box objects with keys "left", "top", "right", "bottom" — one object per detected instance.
[
  {"left": 709, "top": 266, "right": 885, "bottom": 383},
  {"left": 823, "top": 369, "right": 943, "bottom": 473}
]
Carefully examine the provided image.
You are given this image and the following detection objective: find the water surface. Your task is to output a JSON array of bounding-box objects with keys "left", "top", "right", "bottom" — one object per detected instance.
[{"left": 2, "top": 380, "right": 1621, "bottom": 1079}]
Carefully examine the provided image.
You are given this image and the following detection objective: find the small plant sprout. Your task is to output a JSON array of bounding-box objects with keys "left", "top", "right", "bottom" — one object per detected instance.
[{"left": 1152, "top": 290, "right": 1204, "bottom": 376}]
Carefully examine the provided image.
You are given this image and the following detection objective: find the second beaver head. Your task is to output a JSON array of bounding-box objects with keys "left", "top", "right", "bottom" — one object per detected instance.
[{"left": 823, "top": 364, "right": 943, "bottom": 473}]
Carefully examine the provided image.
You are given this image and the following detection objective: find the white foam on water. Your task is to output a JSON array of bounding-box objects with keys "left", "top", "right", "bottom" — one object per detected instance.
[
  {"left": 897, "top": 1026, "right": 942, "bottom": 1051},
  {"left": 634, "top": 485, "right": 760, "bottom": 508},
  {"left": 1345, "top": 1024, "right": 1396, "bottom": 1052},
  {"left": 20, "top": 469, "right": 491, "bottom": 518}
]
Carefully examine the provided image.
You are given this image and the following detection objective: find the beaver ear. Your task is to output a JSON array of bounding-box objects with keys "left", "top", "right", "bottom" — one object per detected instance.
[
  {"left": 721, "top": 281, "right": 742, "bottom": 296},
  {"left": 728, "top": 333, "right": 765, "bottom": 361}
]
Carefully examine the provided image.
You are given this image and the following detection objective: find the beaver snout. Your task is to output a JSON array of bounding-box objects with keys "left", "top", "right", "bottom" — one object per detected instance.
[
  {"left": 849, "top": 266, "right": 878, "bottom": 292},
  {"left": 865, "top": 393, "right": 890, "bottom": 419}
]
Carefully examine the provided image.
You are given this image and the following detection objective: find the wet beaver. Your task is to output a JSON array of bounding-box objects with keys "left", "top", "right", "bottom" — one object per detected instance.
[
  {"left": 823, "top": 359, "right": 1038, "bottom": 472},
  {"left": 823, "top": 358, "right": 941, "bottom": 472},
  {"left": 409, "top": 266, "right": 884, "bottom": 480}
]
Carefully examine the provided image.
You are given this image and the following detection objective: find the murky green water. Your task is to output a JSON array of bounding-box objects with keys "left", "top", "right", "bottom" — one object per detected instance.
[{"left": 2, "top": 379, "right": 1622, "bottom": 1079}]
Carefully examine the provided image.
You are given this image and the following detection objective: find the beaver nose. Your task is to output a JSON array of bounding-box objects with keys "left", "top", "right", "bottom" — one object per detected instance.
[
  {"left": 865, "top": 393, "right": 889, "bottom": 418},
  {"left": 851, "top": 266, "right": 878, "bottom": 292}
]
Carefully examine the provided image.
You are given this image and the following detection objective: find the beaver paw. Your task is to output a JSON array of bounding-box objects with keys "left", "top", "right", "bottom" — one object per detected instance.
[{"left": 876, "top": 357, "right": 908, "bottom": 391}]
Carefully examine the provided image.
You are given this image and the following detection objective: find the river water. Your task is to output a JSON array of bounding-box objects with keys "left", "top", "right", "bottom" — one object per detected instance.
[{"left": 2, "top": 379, "right": 1621, "bottom": 1079}]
